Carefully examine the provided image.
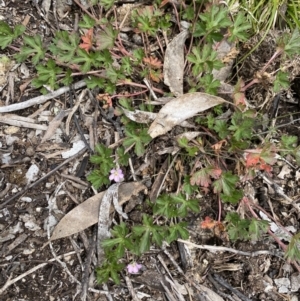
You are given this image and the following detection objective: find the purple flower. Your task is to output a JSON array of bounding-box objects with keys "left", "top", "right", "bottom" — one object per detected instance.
[
  {"left": 127, "top": 262, "right": 142, "bottom": 274},
  {"left": 109, "top": 168, "right": 124, "bottom": 182}
]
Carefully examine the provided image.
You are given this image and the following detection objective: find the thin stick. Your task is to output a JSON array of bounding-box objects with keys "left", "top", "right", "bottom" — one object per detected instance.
[
  {"left": 0, "top": 80, "right": 86, "bottom": 113},
  {"left": 177, "top": 239, "right": 284, "bottom": 258}
]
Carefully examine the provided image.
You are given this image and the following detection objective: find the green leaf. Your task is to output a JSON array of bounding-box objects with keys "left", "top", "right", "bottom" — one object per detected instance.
[
  {"left": 283, "top": 28, "right": 300, "bottom": 57},
  {"left": 85, "top": 76, "right": 106, "bottom": 89},
  {"left": 96, "top": 256, "right": 124, "bottom": 284},
  {"left": 31, "top": 59, "right": 62, "bottom": 90},
  {"left": 172, "top": 193, "right": 200, "bottom": 217},
  {"left": 285, "top": 232, "right": 300, "bottom": 261},
  {"left": 213, "top": 171, "right": 239, "bottom": 195},
  {"left": 90, "top": 144, "right": 114, "bottom": 175},
  {"left": 101, "top": 222, "right": 133, "bottom": 258},
  {"left": 153, "top": 194, "right": 177, "bottom": 218},
  {"left": 281, "top": 135, "right": 298, "bottom": 152},
  {"left": 49, "top": 31, "right": 79, "bottom": 62},
  {"left": 194, "top": 5, "right": 231, "bottom": 42},
  {"left": 213, "top": 119, "right": 229, "bottom": 139},
  {"left": 166, "top": 222, "right": 189, "bottom": 243},
  {"left": 78, "top": 14, "right": 96, "bottom": 29},
  {"left": 273, "top": 71, "right": 290, "bottom": 93},
  {"left": 248, "top": 219, "right": 269, "bottom": 241},
  {"left": 199, "top": 74, "right": 221, "bottom": 95},
  {"left": 0, "top": 21, "right": 25, "bottom": 49},
  {"left": 182, "top": 176, "right": 199, "bottom": 195},
  {"left": 132, "top": 214, "right": 164, "bottom": 253},
  {"left": 221, "top": 189, "right": 243, "bottom": 204},
  {"left": 62, "top": 69, "right": 73, "bottom": 86},
  {"left": 97, "top": 24, "right": 117, "bottom": 50},
  {"left": 123, "top": 127, "right": 152, "bottom": 156},
  {"left": 187, "top": 44, "right": 223, "bottom": 75},
  {"left": 228, "top": 12, "right": 251, "bottom": 42},
  {"left": 16, "top": 35, "right": 45, "bottom": 64},
  {"left": 225, "top": 212, "right": 251, "bottom": 241},
  {"left": 116, "top": 147, "right": 130, "bottom": 166},
  {"left": 87, "top": 169, "right": 110, "bottom": 189},
  {"left": 106, "top": 65, "right": 125, "bottom": 83},
  {"left": 229, "top": 111, "right": 254, "bottom": 141},
  {"left": 100, "top": 0, "right": 114, "bottom": 10}
]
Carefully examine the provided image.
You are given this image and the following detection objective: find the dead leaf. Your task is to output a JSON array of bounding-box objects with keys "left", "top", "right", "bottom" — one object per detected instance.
[
  {"left": 148, "top": 92, "right": 225, "bottom": 138},
  {"left": 122, "top": 107, "right": 156, "bottom": 124},
  {"left": 143, "top": 56, "right": 163, "bottom": 69},
  {"left": 97, "top": 183, "right": 127, "bottom": 264},
  {"left": 50, "top": 182, "right": 146, "bottom": 240},
  {"left": 200, "top": 216, "right": 217, "bottom": 229},
  {"left": 164, "top": 30, "right": 189, "bottom": 96}
]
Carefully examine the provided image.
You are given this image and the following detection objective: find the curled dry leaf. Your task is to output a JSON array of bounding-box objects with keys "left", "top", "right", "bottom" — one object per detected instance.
[
  {"left": 164, "top": 30, "right": 189, "bottom": 96},
  {"left": 148, "top": 92, "right": 225, "bottom": 138},
  {"left": 50, "top": 182, "right": 146, "bottom": 241}
]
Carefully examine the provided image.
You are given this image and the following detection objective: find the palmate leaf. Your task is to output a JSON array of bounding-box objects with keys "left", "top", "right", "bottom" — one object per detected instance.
[
  {"left": 213, "top": 171, "right": 239, "bottom": 195},
  {"left": 0, "top": 21, "right": 25, "bottom": 49},
  {"left": 49, "top": 31, "right": 79, "bottom": 62},
  {"left": 97, "top": 24, "right": 117, "bottom": 50},
  {"left": 172, "top": 193, "right": 200, "bottom": 217},
  {"left": 228, "top": 12, "right": 251, "bottom": 42},
  {"left": 16, "top": 35, "right": 45, "bottom": 65},
  {"left": 78, "top": 14, "right": 96, "bottom": 29},
  {"left": 86, "top": 169, "right": 110, "bottom": 189},
  {"left": 73, "top": 48, "right": 105, "bottom": 72},
  {"left": 273, "top": 71, "right": 289, "bottom": 92},
  {"left": 284, "top": 28, "right": 300, "bottom": 58},
  {"left": 166, "top": 222, "right": 189, "bottom": 243},
  {"left": 248, "top": 219, "right": 269, "bottom": 241},
  {"left": 31, "top": 59, "right": 62, "bottom": 90},
  {"left": 123, "top": 128, "right": 151, "bottom": 157},
  {"left": 190, "top": 167, "right": 222, "bottom": 187}
]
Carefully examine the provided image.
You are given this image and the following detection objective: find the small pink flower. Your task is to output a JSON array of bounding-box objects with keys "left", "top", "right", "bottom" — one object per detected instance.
[
  {"left": 127, "top": 262, "right": 142, "bottom": 274},
  {"left": 109, "top": 168, "right": 124, "bottom": 182}
]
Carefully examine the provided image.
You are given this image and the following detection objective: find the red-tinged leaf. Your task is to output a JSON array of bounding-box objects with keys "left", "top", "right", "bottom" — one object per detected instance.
[
  {"left": 96, "top": 93, "right": 113, "bottom": 108},
  {"left": 190, "top": 168, "right": 212, "bottom": 187},
  {"left": 208, "top": 167, "right": 222, "bottom": 179},
  {"left": 233, "top": 91, "right": 246, "bottom": 106},
  {"left": 200, "top": 216, "right": 217, "bottom": 229},
  {"left": 260, "top": 144, "right": 277, "bottom": 165},
  {"left": 245, "top": 151, "right": 261, "bottom": 167},
  {"left": 260, "top": 163, "right": 272, "bottom": 173},
  {"left": 201, "top": 187, "right": 210, "bottom": 194},
  {"left": 143, "top": 56, "right": 163, "bottom": 69},
  {"left": 79, "top": 28, "right": 93, "bottom": 53}
]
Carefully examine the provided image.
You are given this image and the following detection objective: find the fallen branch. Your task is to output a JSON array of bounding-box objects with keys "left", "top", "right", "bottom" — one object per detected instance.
[{"left": 0, "top": 80, "right": 86, "bottom": 113}]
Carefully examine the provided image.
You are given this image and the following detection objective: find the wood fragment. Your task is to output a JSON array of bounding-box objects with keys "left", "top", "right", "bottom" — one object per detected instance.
[{"left": 0, "top": 80, "right": 86, "bottom": 113}]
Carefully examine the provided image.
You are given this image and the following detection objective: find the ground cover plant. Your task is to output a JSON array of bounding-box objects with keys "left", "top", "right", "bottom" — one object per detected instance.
[{"left": 1, "top": 0, "right": 300, "bottom": 299}]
